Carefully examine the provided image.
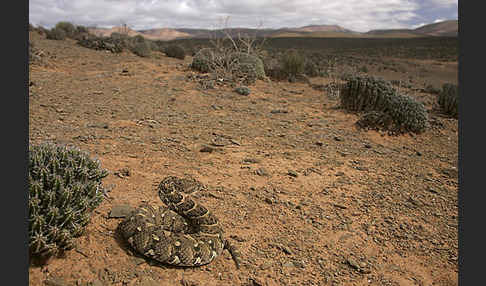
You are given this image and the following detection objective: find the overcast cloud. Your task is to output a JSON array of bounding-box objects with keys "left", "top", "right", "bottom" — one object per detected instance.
[{"left": 29, "top": 0, "right": 458, "bottom": 32}]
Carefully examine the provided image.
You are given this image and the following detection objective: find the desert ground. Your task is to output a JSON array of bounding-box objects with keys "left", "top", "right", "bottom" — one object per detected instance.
[{"left": 29, "top": 30, "right": 458, "bottom": 286}]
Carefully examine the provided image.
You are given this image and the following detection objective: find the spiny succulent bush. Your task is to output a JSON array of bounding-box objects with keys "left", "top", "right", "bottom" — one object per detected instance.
[
  {"left": 164, "top": 44, "right": 186, "bottom": 60},
  {"left": 340, "top": 76, "right": 429, "bottom": 134},
  {"left": 438, "top": 83, "right": 458, "bottom": 118},
  {"left": 356, "top": 111, "right": 394, "bottom": 131},
  {"left": 29, "top": 143, "right": 108, "bottom": 259}
]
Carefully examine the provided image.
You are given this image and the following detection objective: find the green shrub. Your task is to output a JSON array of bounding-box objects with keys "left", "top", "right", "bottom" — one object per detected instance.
[
  {"left": 46, "top": 28, "right": 66, "bottom": 40},
  {"left": 438, "top": 83, "right": 458, "bottom": 118},
  {"left": 132, "top": 34, "right": 146, "bottom": 44},
  {"left": 77, "top": 35, "right": 124, "bottom": 53},
  {"left": 340, "top": 76, "right": 429, "bottom": 134},
  {"left": 29, "top": 143, "right": 108, "bottom": 259},
  {"left": 55, "top": 22, "right": 76, "bottom": 38},
  {"left": 234, "top": 86, "right": 251, "bottom": 96},
  {"left": 230, "top": 52, "right": 265, "bottom": 80},
  {"left": 280, "top": 50, "right": 305, "bottom": 80},
  {"left": 75, "top": 25, "right": 88, "bottom": 34},
  {"left": 164, "top": 44, "right": 186, "bottom": 60},
  {"left": 191, "top": 48, "right": 214, "bottom": 73},
  {"left": 130, "top": 41, "right": 151, "bottom": 57}
]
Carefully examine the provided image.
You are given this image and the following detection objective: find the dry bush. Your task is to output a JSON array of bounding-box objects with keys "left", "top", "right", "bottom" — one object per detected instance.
[{"left": 190, "top": 17, "right": 267, "bottom": 86}]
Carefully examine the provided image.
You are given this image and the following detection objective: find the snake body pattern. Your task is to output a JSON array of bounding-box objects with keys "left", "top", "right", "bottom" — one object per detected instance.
[{"left": 118, "top": 176, "right": 241, "bottom": 268}]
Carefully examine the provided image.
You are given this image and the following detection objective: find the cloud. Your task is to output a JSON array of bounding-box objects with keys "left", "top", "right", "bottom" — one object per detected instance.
[{"left": 29, "top": 0, "right": 454, "bottom": 32}]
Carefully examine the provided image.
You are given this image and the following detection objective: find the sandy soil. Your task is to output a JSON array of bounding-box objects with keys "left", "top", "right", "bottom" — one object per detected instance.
[{"left": 29, "top": 31, "right": 458, "bottom": 286}]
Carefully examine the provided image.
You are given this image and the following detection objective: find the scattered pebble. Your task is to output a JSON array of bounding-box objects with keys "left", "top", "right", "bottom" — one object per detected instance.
[
  {"left": 288, "top": 170, "right": 298, "bottom": 177},
  {"left": 109, "top": 205, "right": 135, "bottom": 218}
]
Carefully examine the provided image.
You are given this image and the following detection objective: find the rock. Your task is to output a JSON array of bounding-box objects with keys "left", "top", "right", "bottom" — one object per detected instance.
[
  {"left": 292, "top": 260, "right": 306, "bottom": 268},
  {"left": 282, "top": 261, "right": 295, "bottom": 268},
  {"left": 200, "top": 145, "right": 214, "bottom": 153},
  {"left": 346, "top": 257, "right": 361, "bottom": 271},
  {"left": 243, "top": 157, "right": 261, "bottom": 164},
  {"left": 260, "top": 261, "right": 273, "bottom": 270},
  {"left": 255, "top": 167, "right": 269, "bottom": 176},
  {"left": 136, "top": 276, "right": 159, "bottom": 286},
  {"left": 287, "top": 170, "right": 298, "bottom": 177},
  {"left": 109, "top": 205, "right": 135, "bottom": 218},
  {"left": 44, "top": 277, "right": 68, "bottom": 286},
  {"left": 114, "top": 167, "right": 130, "bottom": 178},
  {"left": 90, "top": 279, "right": 105, "bottom": 286},
  {"left": 270, "top": 109, "right": 288, "bottom": 114}
]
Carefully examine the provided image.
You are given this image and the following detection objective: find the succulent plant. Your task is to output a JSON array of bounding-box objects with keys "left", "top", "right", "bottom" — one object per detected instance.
[
  {"left": 29, "top": 143, "right": 108, "bottom": 259},
  {"left": 234, "top": 86, "right": 251, "bottom": 96},
  {"left": 191, "top": 48, "right": 214, "bottom": 73},
  {"left": 340, "top": 75, "right": 429, "bottom": 134},
  {"left": 438, "top": 83, "right": 458, "bottom": 118}
]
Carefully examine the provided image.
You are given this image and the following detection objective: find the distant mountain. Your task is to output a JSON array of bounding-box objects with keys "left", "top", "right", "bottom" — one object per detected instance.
[
  {"left": 85, "top": 20, "right": 457, "bottom": 41},
  {"left": 367, "top": 20, "right": 458, "bottom": 37},
  {"left": 138, "top": 28, "right": 192, "bottom": 41},
  {"left": 414, "top": 20, "right": 458, "bottom": 37},
  {"left": 289, "top": 24, "right": 354, "bottom": 33}
]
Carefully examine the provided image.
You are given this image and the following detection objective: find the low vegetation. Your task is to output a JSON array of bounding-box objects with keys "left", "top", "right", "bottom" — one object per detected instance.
[
  {"left": 29, "top": 143, "right": 108, "bottom": 261},
  {"left": 438, "top": 83, "right": 459, "bottom": 118},
  {"left": 340, "top": 76, "right": 429, "bottom": 134}
]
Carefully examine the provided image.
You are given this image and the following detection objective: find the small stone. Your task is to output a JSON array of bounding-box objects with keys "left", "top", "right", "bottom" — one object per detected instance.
[
  {"left": 200, "top": 145, "right": 214, "bottom": 153},
  {"left": 292, "top": 260, "right": 306, "bottom": 268},
  {"left": 44, "top": 277, "right": 68, "bottom": 286},
  {"left": 346, "top": 257, "right": 361, "bottom": 271},
  {"left": 109, "top": 205, "right": 135, "bottom": 218},
  {"left": 334, "top": 136, "right": 343, "bottom": 141},
  {"left": 255, "top": 167, "right": 269, "bottom": 176},
  {"left": 288, "top": 170, "right": 298, "bottom": 177},
  {"left": 270, "top": 109, "right": 288, "bottom": 114},
  {"left": 364, "top": 143, "right": 372, "bottom": 148},
  {"left": 282, "top": 261, "right": 295, "bottom": 268},
  {"left": 260, "top": 261, "right": 273, "bottom": 270},
  {"left": 90, "top": 279, "right": 105, "bottom": 286},
  {"left": 243, "top": 158, "right": 261, "bottom": 164},
  {"left": 315, "top": 141, "right": 324, "bottom": 146}
]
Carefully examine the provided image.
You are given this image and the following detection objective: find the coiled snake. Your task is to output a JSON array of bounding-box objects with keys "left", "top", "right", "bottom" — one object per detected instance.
[{"left": 118, "top": 176, "right": 241, "bottom": 268}]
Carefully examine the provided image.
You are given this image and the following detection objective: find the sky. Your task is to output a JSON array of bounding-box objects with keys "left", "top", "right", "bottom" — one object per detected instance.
[{"left": 29, "top": 0, "right": 458, "bottom": 33}]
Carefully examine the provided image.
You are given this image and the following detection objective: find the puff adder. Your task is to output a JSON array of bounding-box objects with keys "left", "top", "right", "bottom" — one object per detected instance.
[{"left": 118, "top": 176, "right": 241, "bottom": 268}]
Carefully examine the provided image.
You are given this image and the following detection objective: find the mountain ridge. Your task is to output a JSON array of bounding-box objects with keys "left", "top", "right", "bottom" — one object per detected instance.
[{"left": 87, "top": 20, "right": 457, "bottom": 41}]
